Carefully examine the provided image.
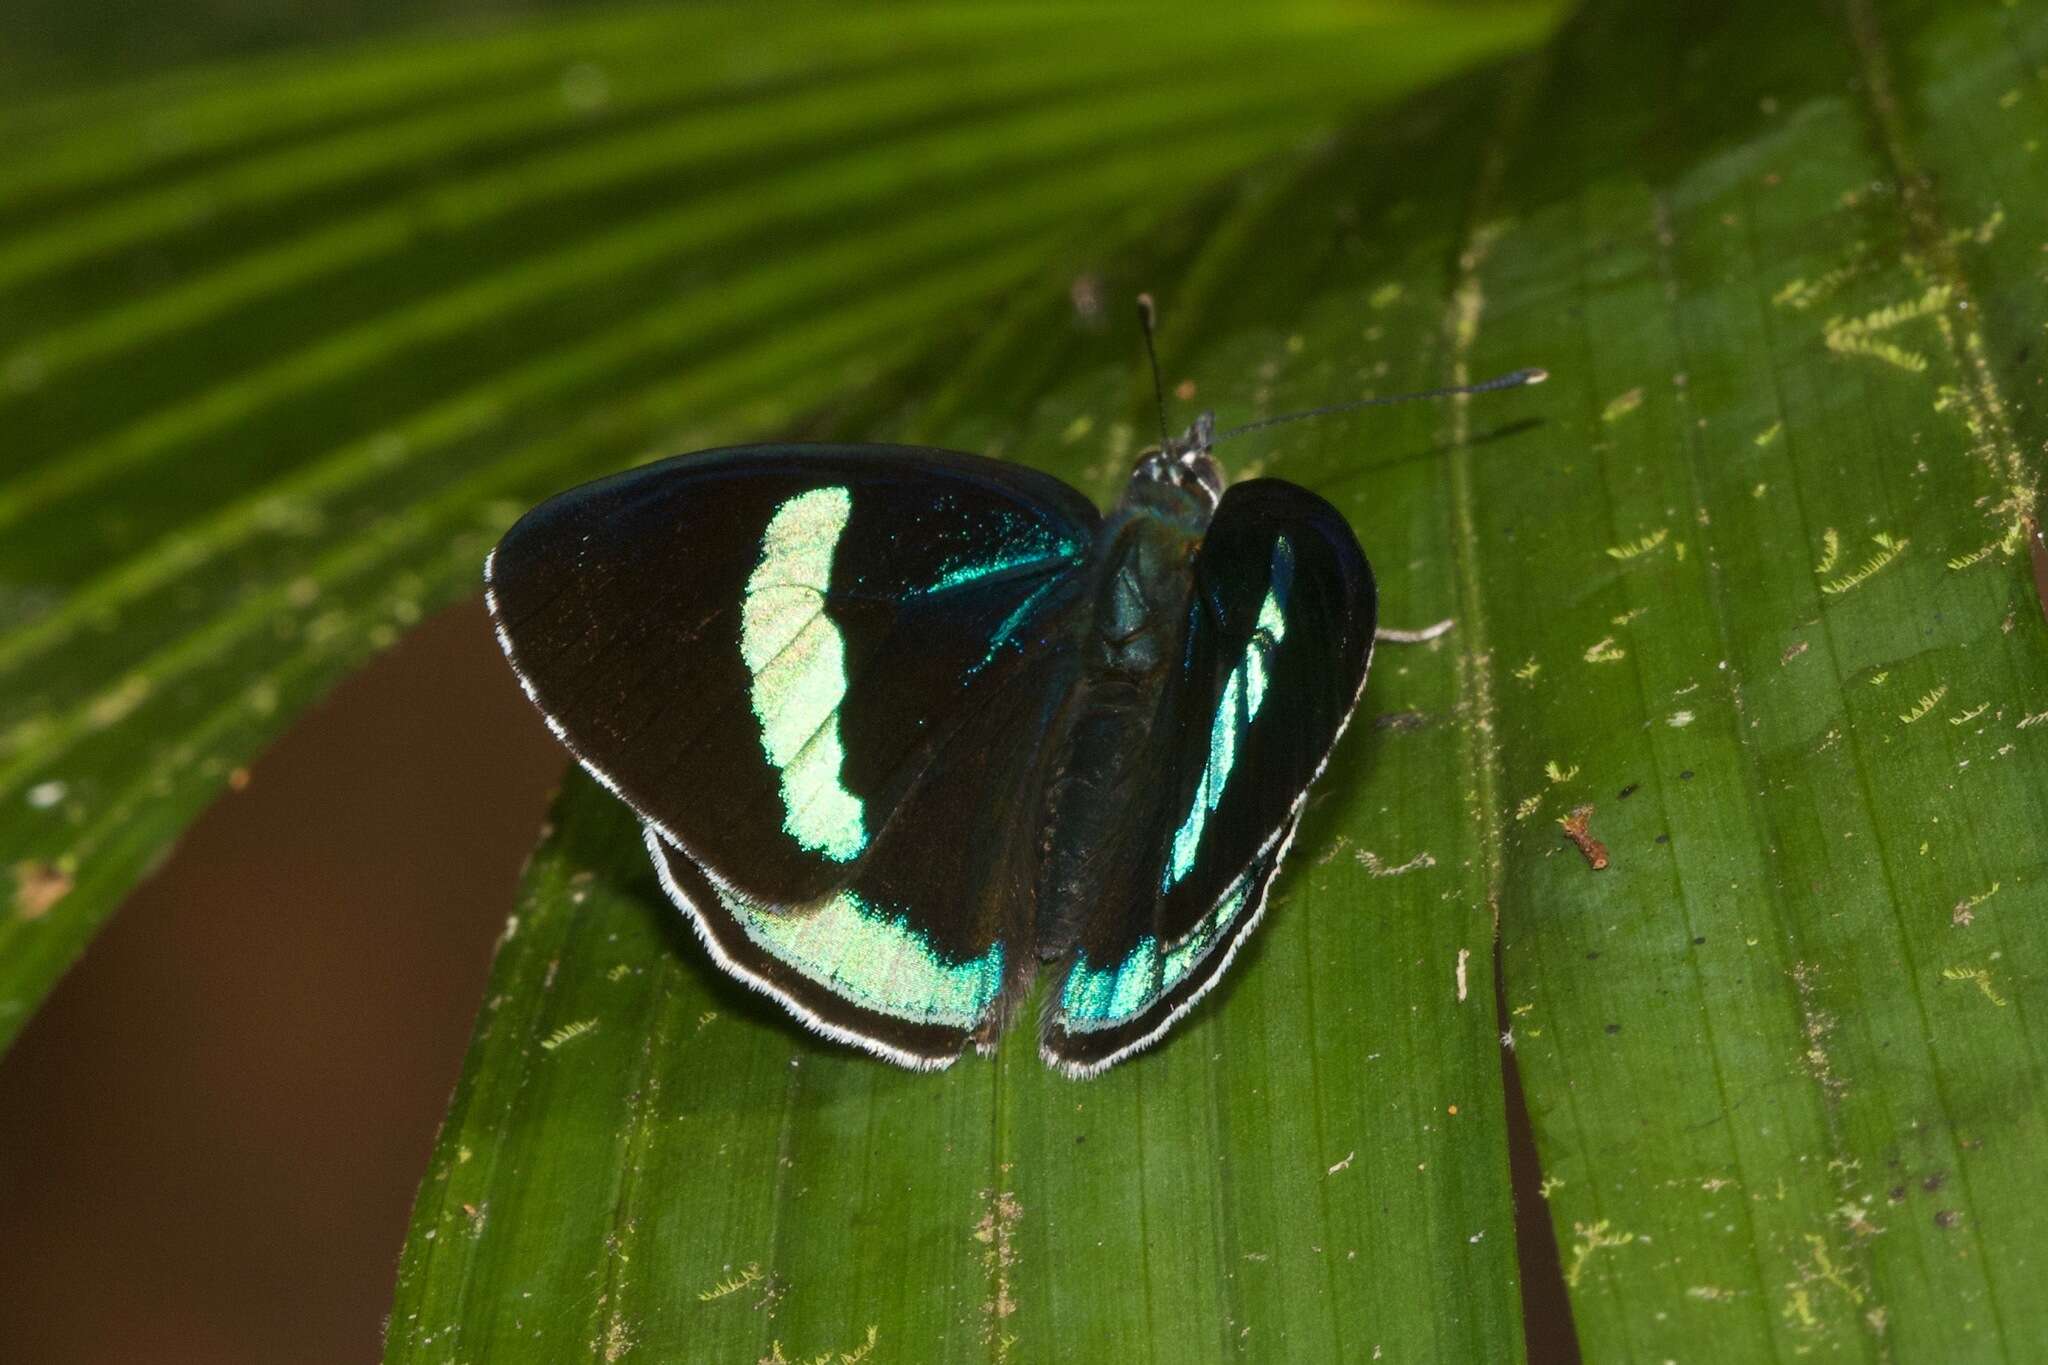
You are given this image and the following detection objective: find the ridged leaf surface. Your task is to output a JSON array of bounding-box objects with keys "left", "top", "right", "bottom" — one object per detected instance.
[{"left": 392, "top": 1, "right": 2048, "bottom": 1359}]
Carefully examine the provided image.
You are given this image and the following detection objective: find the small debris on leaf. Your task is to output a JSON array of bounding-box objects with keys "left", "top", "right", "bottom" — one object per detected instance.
[
  {"left": 1601, "top": 388, "right": 1645, "bottom": 423},
  {"left": 1357, "top": 849, "right": 1436, "bottom": 878},
  {"left": 13, "top": 860, "right": 72, "bottom": 919},
  {"left": 1558, "top": 805, "right": 1610, "bottom": 870}
]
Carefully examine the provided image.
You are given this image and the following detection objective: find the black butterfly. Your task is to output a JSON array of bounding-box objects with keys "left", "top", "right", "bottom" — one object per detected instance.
[{"left": 486, "top": 305, "right": 1541, "bottom": 1076}]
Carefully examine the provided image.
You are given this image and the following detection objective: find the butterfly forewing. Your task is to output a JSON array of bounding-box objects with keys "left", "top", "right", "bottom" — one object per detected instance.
[
  {"left": 488, "top": 445, "right": 1099, "bottom": 1066},
  {"left": 1041, "top": 479, "right": 1376, "bottom": 1076}
]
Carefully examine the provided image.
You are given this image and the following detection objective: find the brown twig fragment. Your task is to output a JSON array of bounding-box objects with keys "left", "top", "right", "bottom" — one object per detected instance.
[{"left": 1558, "top": 805, "right": 1610, "bottom": 871}]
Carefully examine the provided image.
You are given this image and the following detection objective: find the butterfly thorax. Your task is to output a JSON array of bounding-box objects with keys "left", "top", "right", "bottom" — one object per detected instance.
[{"left": 1033, "top": 475, "right": 1212, "bottom": 959}]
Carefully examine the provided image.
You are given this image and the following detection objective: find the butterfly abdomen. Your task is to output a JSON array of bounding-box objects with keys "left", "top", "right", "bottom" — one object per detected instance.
[{"left": 1034, "top": 505, "right": 1204, "bottom": 958}]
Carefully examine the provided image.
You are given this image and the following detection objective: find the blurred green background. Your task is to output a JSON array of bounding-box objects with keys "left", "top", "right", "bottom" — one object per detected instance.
[{"left": 8, "top": 0, "right": 588, "bottom": 89}]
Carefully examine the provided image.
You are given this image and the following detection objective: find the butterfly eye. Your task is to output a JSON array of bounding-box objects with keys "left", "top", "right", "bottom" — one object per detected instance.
[{"left": 1175, "top": 449, "right": 1225, "bottom": 504}]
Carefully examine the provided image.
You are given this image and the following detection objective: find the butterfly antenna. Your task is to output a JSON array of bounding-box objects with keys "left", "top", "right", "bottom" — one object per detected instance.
[
  {"left": 1211, "top": 366, "right": 1549, "bottom": 444},
  {"left": 1136, "top": 293, "right": 1173, "bottom": 452}
]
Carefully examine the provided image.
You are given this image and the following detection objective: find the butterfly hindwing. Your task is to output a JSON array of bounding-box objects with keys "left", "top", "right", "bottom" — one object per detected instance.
[
  {"left": 488, "top": 445, "right": 1100, "bottom": 1066},
  {"left": 646, "top": 820, "right": 1009, "bottom": 1069},
  {"left": 1041, "top": 479, "right": 1376, "bottom": 1076}
]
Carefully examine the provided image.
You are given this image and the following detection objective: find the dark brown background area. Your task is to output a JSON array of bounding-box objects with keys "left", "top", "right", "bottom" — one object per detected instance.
[{"left": 0, "top": 602, "right": 563, "bottom": 1364}]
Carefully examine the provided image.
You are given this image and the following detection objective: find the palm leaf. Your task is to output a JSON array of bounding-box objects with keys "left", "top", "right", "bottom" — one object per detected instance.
[{"left": 392, "top": 0, "right": 2048, "bottom": 1358}]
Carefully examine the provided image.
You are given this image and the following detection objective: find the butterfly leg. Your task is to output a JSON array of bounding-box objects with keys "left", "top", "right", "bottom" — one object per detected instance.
[{"left": 1375, "top": 618, "right": 1455, "bottom": 644}]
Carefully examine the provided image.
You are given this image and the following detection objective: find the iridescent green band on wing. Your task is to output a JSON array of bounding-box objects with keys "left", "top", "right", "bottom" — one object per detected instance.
[
  {"left": 740, "top": 486, "right": 868, "bottom": 862},
  {"left": 1058, "top": 865, "right": 1260, "bottom": 1029},
  {"left": 1163, "top": 536, "right": 1295, "bottom": 890},
  {"left": 719, "top": 884, "right": 1005, "bottom": 1028}
]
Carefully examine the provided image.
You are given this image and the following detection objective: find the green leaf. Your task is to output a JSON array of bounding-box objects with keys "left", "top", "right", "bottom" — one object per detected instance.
[
  {"left": 389, "top": 35, "right": 1562, "bottom": 1365},
  {"left": 391, "top": 56, "right": 1531, "bottom": 1365},
  {"left": 395, "top": 0, "right": 2048, "bottom": 1357},
  {"left": 1487, "top": 2, "right": 2048, "bottom": 1357},
  {"left": 0, "top": 1, "right": 1557, "bottom": 1048}
]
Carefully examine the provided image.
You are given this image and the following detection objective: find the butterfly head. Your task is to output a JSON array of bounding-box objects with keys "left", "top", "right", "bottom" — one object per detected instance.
[{"left": 1132, "top": 410, "right": 1225, "bottom": 509}]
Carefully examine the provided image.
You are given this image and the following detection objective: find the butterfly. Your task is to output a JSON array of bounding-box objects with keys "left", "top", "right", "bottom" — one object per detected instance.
[{"left": 485, "top": 299, "right": 1543, "bottom": 1076}]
